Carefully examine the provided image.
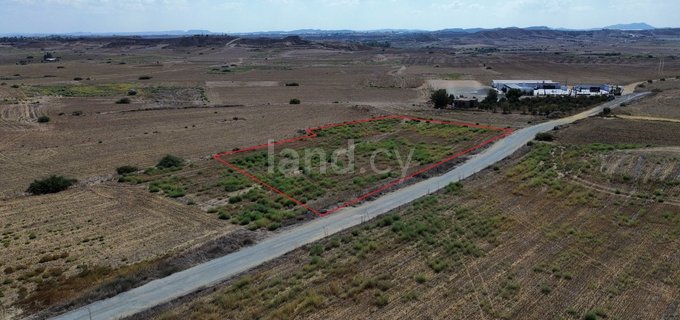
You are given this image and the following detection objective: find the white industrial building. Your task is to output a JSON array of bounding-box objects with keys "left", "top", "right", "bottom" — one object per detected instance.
[
  {"left": 533, "top": 88, "right": 571, "bottom": 96},
  {"left": 491, "top": 80, "right": 569, "bottom": 96},
  {"left": 572, "top": 84, "right": 613, "bottom": 96}
]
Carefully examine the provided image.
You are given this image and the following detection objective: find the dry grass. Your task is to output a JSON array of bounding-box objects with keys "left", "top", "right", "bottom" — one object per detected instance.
[
  {"left": 0, "top": 184, "right": 236, "bottom": 315},
  {"left": 154, "top": 141, "right": 680, "bottom": 320}
]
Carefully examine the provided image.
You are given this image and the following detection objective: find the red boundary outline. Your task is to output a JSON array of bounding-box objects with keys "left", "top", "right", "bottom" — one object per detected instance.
[{"left": 213, "top": 115, "right": 513, "bottom": 217}]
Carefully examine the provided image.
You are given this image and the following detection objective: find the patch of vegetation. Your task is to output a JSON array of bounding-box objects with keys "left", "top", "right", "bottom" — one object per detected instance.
[
  {"left": 24, "top": 83, "right": 135, "bottom": 97},
  {"left": 149, "top": 177, "right": 186, "bottom": 198},
  {"left": 289, "top": 98, "right": 301, "bottom": 104},
  {"left": 116, "top": 165, "right": 139, "bottom": 175},
  {"left": 26, "top": 175, "right": 77, "bottom": 195},
  {"left": 156, "top": 155, "right": 185, "bottom": 169},
  {"left": 535, "top": 132, "right": 554, "bottom": 141},
  {"left": 37, "top": 115, "right": 50, "bottom": 123},
  {"left": 138, "top": 75, "right": 152, "bottom": 80}
]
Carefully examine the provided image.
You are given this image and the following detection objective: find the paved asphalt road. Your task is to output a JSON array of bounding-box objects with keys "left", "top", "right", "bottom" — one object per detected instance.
[{"left": 51, "top": 93, "right": 647, "bottom": 320}]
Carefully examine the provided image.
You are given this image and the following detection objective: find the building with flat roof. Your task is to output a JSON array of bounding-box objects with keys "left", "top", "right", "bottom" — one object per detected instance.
[{"left": 572, "top": 84, "right": 613, "bottom": 96}]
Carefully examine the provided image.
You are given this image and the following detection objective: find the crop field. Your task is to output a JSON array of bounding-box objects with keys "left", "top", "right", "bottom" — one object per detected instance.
[{"left": 154, "top": 131, "right": 680, "bottom": 320}]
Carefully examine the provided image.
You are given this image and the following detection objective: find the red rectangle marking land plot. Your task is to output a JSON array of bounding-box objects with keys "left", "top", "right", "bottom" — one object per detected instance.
[{"left": 213, "top": 115, "right": 513, "bottom": 217}]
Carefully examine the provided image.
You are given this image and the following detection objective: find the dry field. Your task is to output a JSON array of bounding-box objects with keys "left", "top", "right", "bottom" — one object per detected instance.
[
  {"left": 152, "top": 118, "right": 680, "bottom": 320},
  {"left": 617, "top": 78, "right": 680, "bottom": 120},
  {"left": 0, "top": 184, "right": 237, "bottom": 317},
  {"left": 557, "top": 117, "right": 680, "bottom": 147},
  {"left": 1, "top": 36, "right": 680, "bottom": 319}
]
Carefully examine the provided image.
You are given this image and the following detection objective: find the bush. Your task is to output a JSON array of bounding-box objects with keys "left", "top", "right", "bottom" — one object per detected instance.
[
  {"left": 116, "top": 165, "right": 138, "bottom": 175},
  {"left": 289, "top": 98, "right": 301, "bottom": 104},
  {"left": 138, "top": 75, "right": 152, "bottom": 80},
  {"left": 27, "top": 175, "right": 76, "bottom": 195},
  {"left": 535, "top": 132, "right": 554, "bottom": 142},
  {"left": 73, "top": 77, "right": 83, "bottom": 81},
  {"left": 37, "top": 115, "right": 50, "bottom": 123},
  {"left": 601, "top": 107, "right": 611, "bottom": 116},
  {"left": 156, "top": 154, "right": 184, "bottom": 168},
  {"left": 127, "top": 89, "right": 138, "bottom": 96},
  {"left": 115, "top": 97, "right": 131, "bottom": 104},
  {"left": 285, "top": 82, "right": 299, "bottom": 86}
]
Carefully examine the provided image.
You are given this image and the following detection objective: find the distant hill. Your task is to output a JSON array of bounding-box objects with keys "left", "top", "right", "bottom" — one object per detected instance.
[
  {"left": 603, "top": 23, "right": 655, "bottom": 30},
  {"left": 0, "top": 23, "right": 666, "bottom": 39}
]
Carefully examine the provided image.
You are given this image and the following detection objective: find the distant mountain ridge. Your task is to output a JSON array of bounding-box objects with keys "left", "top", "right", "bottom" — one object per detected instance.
[
  {"left": 0, "top": 23, "right": 662, "bottom": 38},
  {"left": 603, "top": 23, "right": 655, "bottom": 30}
]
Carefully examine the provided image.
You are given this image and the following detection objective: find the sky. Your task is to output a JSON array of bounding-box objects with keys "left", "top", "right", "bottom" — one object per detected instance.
[{"left": 0, "top": 0, "right": 678, "bottom": 34}]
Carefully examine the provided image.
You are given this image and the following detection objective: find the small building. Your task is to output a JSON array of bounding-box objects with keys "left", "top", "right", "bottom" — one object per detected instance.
[
  {"left": 533, "top": 88, "right": 570, "bottom": 96},
  {"left": 452, "top": 98, "right": 479, "bottom": 109},
  {"left": 572, "top": 84, "right": 612, "bottom": 96}
]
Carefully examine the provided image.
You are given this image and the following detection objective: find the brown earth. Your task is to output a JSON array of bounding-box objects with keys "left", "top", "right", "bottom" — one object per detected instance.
[{"left": 2, "top": 36, "right": 680, "bottom": 319}]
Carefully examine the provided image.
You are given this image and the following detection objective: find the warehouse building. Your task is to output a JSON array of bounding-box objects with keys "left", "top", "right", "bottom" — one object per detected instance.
[
  {"left": 492, "top": 80, "right": 563, "bottom": 93},
  {"left": 572, "top": 84, "right": 613, "bottom": 96}
]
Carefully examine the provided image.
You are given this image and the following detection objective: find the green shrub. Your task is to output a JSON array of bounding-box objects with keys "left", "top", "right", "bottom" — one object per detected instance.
[
  {"left": 27, "top": 175, "right": 76, "bottom": 195},
  {"left": 37, "top": 115, "right": 50, "bottom": 123},
  {"left": 535, "top": 132, "right": 554, "bottom": 142},
  {"left": 115, "top": 97, "right": 131, "bottom": 104},
  {"left": 156, "top": 155, "right": 184, "bottom": 169},
  {"left": 138, "top": 75, "right": 152, "bottom": 80},
  {"left": 73, "top": 77, "right": 83, "bottom": 81},
  {"left": 309, "top": 243, "right": 324, "bottom": 256},
  {"left": 289, "top": 98, "right": 301, "bottom": 105},
  {"left": 374, "top": 293, "right": 389, "bottom": 307},
  {"left": 285, "top": 82, "right": 299, "bottom": 86},
  {"left": 116, "top": 165, "right": 138, "bottom": 175},
  {"left": 430, "top": 89, "right": 453, "bottom": 109}
]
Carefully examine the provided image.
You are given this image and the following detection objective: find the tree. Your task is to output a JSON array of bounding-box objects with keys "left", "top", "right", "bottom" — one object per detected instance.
[
  {"left": 505, "top": 88, "right": 523, "bottom": 102},
  {"left": 430, "top": 89, "right": 453, "bottom": 109},
  {"left": 481, "top": 89, "right": 498, "bottom": 107},
  {"left": 157, "top": 155, "right": 185, "bottom": 169},
  {"left": 601, "top": 107, "right": 612, "bottom": 116},
  {"left": 27, "top": 175, "right": 76, "bottom": 195}
]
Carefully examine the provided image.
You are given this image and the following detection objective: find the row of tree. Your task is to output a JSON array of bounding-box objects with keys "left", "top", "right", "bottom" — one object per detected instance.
[{"left": 431, "top": 88, "right": 613, "bottom": 116}]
